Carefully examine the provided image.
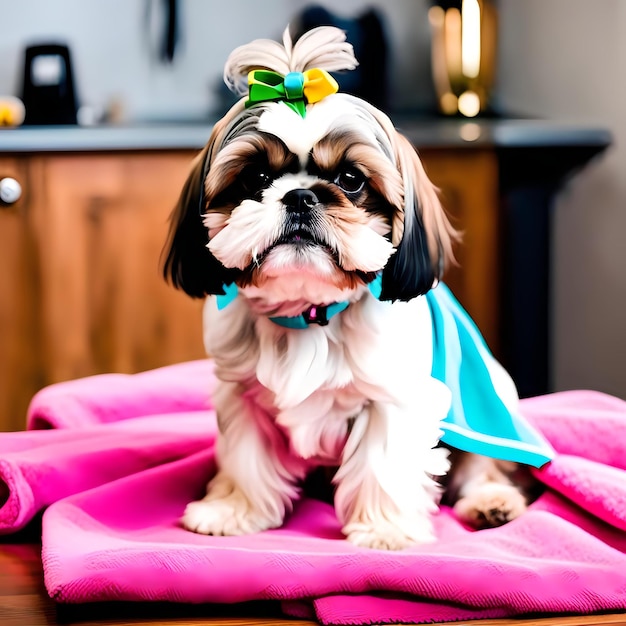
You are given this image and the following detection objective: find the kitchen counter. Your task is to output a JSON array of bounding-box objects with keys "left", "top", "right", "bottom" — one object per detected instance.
[
  {"left": 0, "top": 123, "right": 216, "bottom": 153},
  {"left": 0, "top": 117, "right": 612, "bottom": 153},
  {"left": 0, "top": 117, "right": 612, "bottom": 400}
]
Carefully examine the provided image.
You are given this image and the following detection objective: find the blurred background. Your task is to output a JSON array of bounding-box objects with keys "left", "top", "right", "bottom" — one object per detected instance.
[{"left": 0, "top": 0, "right": 624, "bottom": 431}]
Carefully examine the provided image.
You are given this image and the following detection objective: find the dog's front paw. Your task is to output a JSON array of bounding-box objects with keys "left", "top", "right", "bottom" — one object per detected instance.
[
  {"left": 453, "top": 482, "right": 527, "bottom": 529},
  {"left": 182, "top": 490, "right": 276, "bottom": 536},
  {"left": 343, "top": 520, "right": 434, "bottom": 551}
]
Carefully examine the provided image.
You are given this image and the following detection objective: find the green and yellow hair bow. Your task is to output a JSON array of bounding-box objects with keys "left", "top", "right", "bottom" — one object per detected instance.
[{"left": 246, "top": 68, "right": 338, "bottom": 118}]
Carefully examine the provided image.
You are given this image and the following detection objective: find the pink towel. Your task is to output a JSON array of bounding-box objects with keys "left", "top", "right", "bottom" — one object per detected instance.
[
  {"left": 1, "top": 360, "right": 215, "bottom": 534},
  {"left": 2, "top": 361, "right": 626, "bottom": 624}
]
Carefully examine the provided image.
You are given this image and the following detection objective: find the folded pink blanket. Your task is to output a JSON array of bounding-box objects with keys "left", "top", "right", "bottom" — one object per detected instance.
[
  {"left": 0, "top": 360, "right": 215, "bottom": 534},
  {"left": 2, "top": 360, "right": 626, "bottom": 625}
]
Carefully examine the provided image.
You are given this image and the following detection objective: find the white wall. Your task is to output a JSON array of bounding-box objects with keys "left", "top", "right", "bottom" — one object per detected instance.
[
  {"left": 497, "top": 0, "right": 626, "bottom": 399},
  {"left": 0, "top": 0, "right": 434, "bottom": 121}
]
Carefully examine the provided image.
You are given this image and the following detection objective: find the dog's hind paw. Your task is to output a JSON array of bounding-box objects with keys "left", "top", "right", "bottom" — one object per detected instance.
[
  {"left": 453, "top": 482, "right": 527, "bottom": 529},
  {"left": 182, "top": 492, "right": 275, "bottom": 536}
]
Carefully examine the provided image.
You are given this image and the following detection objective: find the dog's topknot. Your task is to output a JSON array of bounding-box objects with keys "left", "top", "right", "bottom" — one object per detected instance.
[{"left": 223, "top": 26, "right": 358, "bottom": 97}]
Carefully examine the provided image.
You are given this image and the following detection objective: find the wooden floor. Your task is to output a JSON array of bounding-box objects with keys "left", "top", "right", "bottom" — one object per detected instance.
[{"left": 1, "top": 528, "right": 625, "bottom": 626}]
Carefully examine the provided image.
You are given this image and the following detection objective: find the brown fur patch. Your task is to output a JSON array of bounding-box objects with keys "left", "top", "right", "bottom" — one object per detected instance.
[
  {"left": 311, "top": 130, "right": 404, "bottom": 209},
  {"left": 206, "top": 133, "right": 297, "bottom": 201}
]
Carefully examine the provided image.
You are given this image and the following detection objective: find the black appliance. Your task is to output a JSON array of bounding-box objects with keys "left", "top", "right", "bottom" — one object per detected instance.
[{"left": 20, "top": 43, "right": 79, "bottom": 125}]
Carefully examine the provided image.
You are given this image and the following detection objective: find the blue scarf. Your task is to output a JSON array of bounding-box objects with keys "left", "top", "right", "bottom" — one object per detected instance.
[
  {"left": 216, "top": 281, "right": 554, "bottom": 468},
  {"left": 427, "top": 284, "right": 554, "bottom": 468}
]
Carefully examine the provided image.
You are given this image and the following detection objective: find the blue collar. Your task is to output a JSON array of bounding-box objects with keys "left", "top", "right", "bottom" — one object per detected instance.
[{"left": 216, "top": 275, "right": 382, "bottom": 329}]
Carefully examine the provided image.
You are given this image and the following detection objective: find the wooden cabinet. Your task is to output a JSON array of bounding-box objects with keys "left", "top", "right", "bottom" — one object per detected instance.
[
  {"left": 0, "top": 120, "right": 610, "bottom": 414},
  {"left": 420, "top": 148, "right": 501, "bottom": 355},
  {"left": 0, "top": 157, "right": 41, "bottom": 432},
  {"left": 0, "top": 152, "right": 206, "bottom": 431},
  {"left": 0, "top": 147, "right": 500, "bottom": 432}
]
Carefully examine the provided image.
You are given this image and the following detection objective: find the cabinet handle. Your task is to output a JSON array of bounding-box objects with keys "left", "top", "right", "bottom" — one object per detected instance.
[{"left": 0, "top": 177, "right": 22, "bottom": 205}]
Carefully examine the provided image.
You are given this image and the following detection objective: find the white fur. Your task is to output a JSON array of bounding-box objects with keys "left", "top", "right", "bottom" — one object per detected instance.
[
  {"left": 257, "top": 96, "right": 391, "bottom": 165},
  {"left": 184, "top": 289, "right": 453, "bottom": 549}
]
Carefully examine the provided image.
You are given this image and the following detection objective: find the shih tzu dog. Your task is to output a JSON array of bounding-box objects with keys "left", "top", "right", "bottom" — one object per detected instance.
[{"left": 163, "top": 26, "right": 554, "bottom": 550}]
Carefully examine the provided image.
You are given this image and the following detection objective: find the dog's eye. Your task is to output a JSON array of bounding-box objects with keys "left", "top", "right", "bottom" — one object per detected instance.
[
  {"left": 335, "top": 167, "right": 365, "bottom": 194},
  {"left": 240, "top": 165, "right": 272, "bottom": 195}
]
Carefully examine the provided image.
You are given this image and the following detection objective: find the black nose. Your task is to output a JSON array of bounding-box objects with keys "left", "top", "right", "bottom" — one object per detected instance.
[{"left": 283, "top": 189, "right": 318, "bottom": 214}]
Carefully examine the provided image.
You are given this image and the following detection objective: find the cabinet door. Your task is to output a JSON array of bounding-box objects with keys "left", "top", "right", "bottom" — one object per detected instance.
[
  {"left": 30, "top": 152, "right": 206, "bottom": 385},
  {"left": 420, "top": 148, "right": 501, "bottom": 355},
  {"left": 0, "top": 158, "right": 41, "bottom": 431}
]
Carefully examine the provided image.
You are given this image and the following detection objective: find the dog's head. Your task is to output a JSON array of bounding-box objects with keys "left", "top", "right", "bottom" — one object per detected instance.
[{"left": 163, "top": 26, "right": 456, "bottom": 311}]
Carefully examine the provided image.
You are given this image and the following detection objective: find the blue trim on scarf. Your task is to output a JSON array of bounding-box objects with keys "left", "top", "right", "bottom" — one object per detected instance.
[{"left": 216, "top": 282, "right": 239, "bottom": 310}]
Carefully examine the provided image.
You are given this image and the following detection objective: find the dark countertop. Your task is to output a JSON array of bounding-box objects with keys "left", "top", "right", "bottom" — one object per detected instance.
[{"left": 0, "top": 118, "right": 613, "bottom": 153}]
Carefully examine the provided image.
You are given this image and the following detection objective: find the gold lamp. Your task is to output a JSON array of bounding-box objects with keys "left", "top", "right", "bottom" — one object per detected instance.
[{"left": 429, "top": 0, "right": 498, "bottom": 117}]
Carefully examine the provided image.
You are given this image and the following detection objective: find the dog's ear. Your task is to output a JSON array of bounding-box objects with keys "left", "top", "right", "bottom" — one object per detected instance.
[
  {"left": 380, "top": 132, "right": 457, "bottom": 302},
  {"left": 161, "top": 143, "right": 238, "bottom": 298}
]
